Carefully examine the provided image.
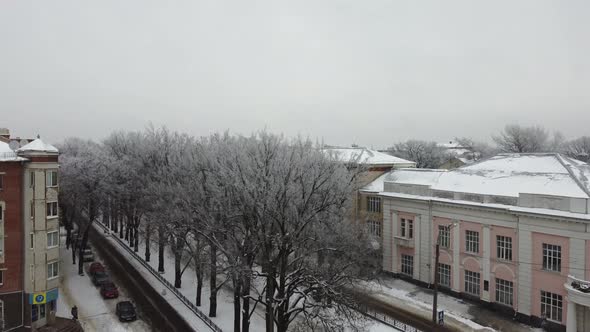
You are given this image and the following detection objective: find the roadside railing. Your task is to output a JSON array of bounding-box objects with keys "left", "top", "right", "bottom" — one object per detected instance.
[
  {"left": 357, "top": 303, "right": 423, "bottom": 332},
  {"left": 93, "top": 222, "right": 223, "bottom": 332}
]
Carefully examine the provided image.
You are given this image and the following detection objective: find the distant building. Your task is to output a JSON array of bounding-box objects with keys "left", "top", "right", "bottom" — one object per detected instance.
[
  {"left": 0, "top": 129, "right": 60, "bottom": 331},
  {"left": 437, "top": 141, "right": 477, "bottom": 169},
  {"left": 364, "top": 153, "right": 590, "bottom": 331},
  {"left": 323, "top": 146, "right": 415, "bottom": 241}
]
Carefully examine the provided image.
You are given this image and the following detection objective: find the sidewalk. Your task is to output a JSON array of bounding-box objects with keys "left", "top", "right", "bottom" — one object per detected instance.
[{"left": 363, "top": 276, "right": 542, "bottom": 332}]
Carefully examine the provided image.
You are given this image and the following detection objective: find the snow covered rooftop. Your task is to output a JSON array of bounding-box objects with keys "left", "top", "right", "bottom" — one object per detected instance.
[
  {"left": 0, "top": 141, "right": 27, "bottom": 161},
  {"left": 323, "top": 147, "right": 415, "bottom": 167},
  {"left": 372, "top": 153, "right": 590, "bottom": 200},
  {"left": 16, "top": 138, "right": 58, "bottom": 154}
]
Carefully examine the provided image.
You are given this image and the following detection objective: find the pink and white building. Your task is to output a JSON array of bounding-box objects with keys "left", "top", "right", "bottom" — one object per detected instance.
[{"left": 362, "top": 153, "right": 590, "bottom": 332}]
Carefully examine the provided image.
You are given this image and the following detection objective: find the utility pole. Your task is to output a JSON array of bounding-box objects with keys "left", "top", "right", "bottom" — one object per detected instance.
[{"left": 432, "top": 241, "right": 440, "bottom": 325}]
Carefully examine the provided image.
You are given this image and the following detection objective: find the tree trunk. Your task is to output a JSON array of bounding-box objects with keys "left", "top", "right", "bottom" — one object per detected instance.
[
  {"left": 233, "top": 275, "right": 241, "bottom": 332},
  {"left": 174, "top": 236, "right": 183, "bottom": 288},
  {"left": 196, "top": 264, "right": 203, "bottom": 306},
  {"left": 65, "top": 227, "right": 71, "bottom": 250},
  {"left": 133, "top": 217, "right": 139, "bottom": 253},
  {"left": 158, "top": 225, "right": 165, "bottom": 273},
  {"left": 78, "top": 226, "right": 90, "bottom": 275},
  {"left": 209, "top": 241, "right": 217, "bottom": 317},
  {"left": 276, "top": 253, "right": 289, "bottom": 332},
  {"left": 125, "top": 218, "right": 130, "bottom": 242},
  {"left": 119, "top": 215, "right": 124, "bottom": 239},
  {"left": 71, "top": 238, "right": 76, "bottom": 264},
  {"left": 242, "top": 271, "right": 251, "bottom": 332},
  {"left": 265, "top": 266, "right": 275, "bottom": 332},
  {"left": 145, "top": 225, "right": 151, "bottom": 262}
]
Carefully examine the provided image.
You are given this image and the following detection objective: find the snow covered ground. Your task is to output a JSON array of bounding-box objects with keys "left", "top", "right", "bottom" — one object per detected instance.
[
  {"left": 363, "top": 277, "right": 541, "bottom": 332},
  {"left": 57, "top": 229, "right": 151, "bottom": 332},
  {"left": 98, "top": 224, "right": 401, "bottom": 332}
]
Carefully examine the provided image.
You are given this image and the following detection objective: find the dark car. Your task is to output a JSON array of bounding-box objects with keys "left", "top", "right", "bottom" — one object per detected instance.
[
  {"left": 91, "top": 271, "right": 110, "bottom": 287},
  {"left": 116, "top": 301, "right": 137, "bottom": 322},
  {"left": 88, "top": 262, "right": 105, "bottom": 276},
  {"left": 100, "top": 282, "right": 119, "bottom": 299}
]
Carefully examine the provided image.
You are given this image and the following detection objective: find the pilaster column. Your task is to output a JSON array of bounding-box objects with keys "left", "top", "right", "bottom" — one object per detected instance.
[{"left": 566, "top": 300, "right": 577, "bottom": 332}]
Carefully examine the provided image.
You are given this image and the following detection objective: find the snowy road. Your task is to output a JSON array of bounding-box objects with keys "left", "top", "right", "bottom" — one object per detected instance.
[{"left": 57, "top": 230, "right": 152, "bottom": 332}]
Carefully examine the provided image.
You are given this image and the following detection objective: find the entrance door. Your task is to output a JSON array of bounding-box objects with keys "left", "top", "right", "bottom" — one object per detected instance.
[{"left": 576, "top": 304, "right": 590, "bottom": 332}]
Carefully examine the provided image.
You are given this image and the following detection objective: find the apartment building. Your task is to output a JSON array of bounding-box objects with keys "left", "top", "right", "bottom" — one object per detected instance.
[
  {"left": 362, "top": 153, "right": 590, "bottom": 332},
  {"left": 0, "top": 129, "right": 59, "bottom": 331}
]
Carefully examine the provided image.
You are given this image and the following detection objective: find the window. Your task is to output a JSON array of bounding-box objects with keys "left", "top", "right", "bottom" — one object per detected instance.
[
  {"left": 543, "top": 243, "right": 561, "bottom": 272},
  {"left": 367, "top": 197, "right": 381, "bottom": 213},
  {"left": 541, "top": 291, "right": 563, "bottom": 322},
  {"left": 32, "top": 304, "right": 38, "bottom": 322},
  {"left": 0, "top": 300, "right": 4, "bottom": 331},
  {"left": 400, "top": 218, "right": 414, "bottom": 239},
  {"left": 497, "top": 236, "right": 512, "bottom": 261},
  {"left": 495, "top": 278, "right": 513, "bottom": 306},
  {"left": 438, "top": 225, "right": 450, "bottom": 248},
  {"left": 367, "top": 220, "right": 381, "bottom": 237},
  {"left": 46, "top": 170, "right": 58, "bottom": 187},
  {"left": 464, "top": 270, "right": 480, "bottom": 296},
  {"left": 47, "top": 231, "right": 59, "bottom": 248},
  {"left": 0, "top": 271, "right": 3, "bottom": 285},
  {"left": 0, "top": 237, "right": 3, "bottom": 256},
  {"left": 47, "top": 261, "right": 59, "bottom": 279},
  {"left": 0, "top": 175, "right": 3, "bottom": 191},
  {"left": 465, "top": 230, "right": 479, "bottom": 253},
  {"left": 438, "top": 263, "right": 451, "bottom": 287},
  {"left": 46, "top": 202, "right": 58, "bottom": 218},
  {"left": 0, "top": 205, "right": 3, "bottom": 222},
  {"left": 30, "top": 171, "right": 34, "bottom": 188},
  {"left": 30, "top": 201, "right": 34, "bottom": 218},
  {"left": 401, "top": 254, "right": 414, "bottom": 276},
  {"left": 30, "top": 233, "right": 34, "bottom": 249},
  {"left": 40, "top": 303, "right": 46, "bottom": 319}
]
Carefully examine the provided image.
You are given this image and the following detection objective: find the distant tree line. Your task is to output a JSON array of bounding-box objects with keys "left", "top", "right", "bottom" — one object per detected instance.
[
  {"left": 58, "top": 127, "right": 380, "bottom": 332},
  {"left": 389, "top": 124, "right": 590, "bottom": 168}
]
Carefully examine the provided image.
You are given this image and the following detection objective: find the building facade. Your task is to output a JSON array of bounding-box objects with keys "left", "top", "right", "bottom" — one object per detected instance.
[
  {"left": 363, "top": 153, "right": 590, "bottom": 332},
  {"left": 0, "top": 129, "right": 59, "bottom": 331}
]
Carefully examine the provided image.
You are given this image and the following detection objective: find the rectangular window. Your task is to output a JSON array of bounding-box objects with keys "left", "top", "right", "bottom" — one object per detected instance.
[
  {"left": 32, "top": 305, "right": 38, "bottom": 322},
  {"left": 400, "top": 218, "right": 413, "bottom": 239},
  {"left": 465, "top": 230, "right": 479, "bottom": 253},
  {"left": 543, "top": 243, "right": 561, "bottom": 272},
  {"left": 438, "top": 225, "right": 450, "bottom": 248},
  {"left": 495, "top": 278, "right": 514, "bottom": 306},
  {"left": 497, "top": 236, "right": 513, "bottom": 261},
  {"left": 438, "top": 263, "right": 451, "bottom": 287},
  {"left": 46, "top": 202, "right": 58, "bottom": 218},
  {"left": 40, "top": 303, "right": 46, "bottom": 319},
  {"left": 0, "top": 237, "right": 3, "bottom": 256},
  {"left": 47, "top": 261, "right": 59, "bottom": 279},
  {"left": 464, "top": 270, "right": 480, "bottom": 296},
  {"left": 46, "top": 170, "right": 58, "bottom": 187},
  {"left": 0, "top": 175, "right": 3, "bottom": 191},
  {"left": 367, "top": 197, "right": 381, "bottom": 213},
  {"left": 541, "top": 291, "right": 563, "bottom": 322},
  {"left": 401, "top": 254, "right": 414, "bottom": 276},
  {"left": 367, "top": 220, "right": 381, "bottom": 237},
  {"left": 47, "top": 231, "right": 59, "bottom": 248},
  {"left": 30, "top": 233, "right": 34, "bottom": 249},
  {"left": 30, "top": 201, "right": 34, "bottom": 218},
  {"left": 0, "top": 270, "right": 3, "bottom": 285},
  {"left": 30, "top": 171, "right": 35, "bottom": 188},
  {"left": 0, "top": 205, "right": 3, "bottom": 222}
]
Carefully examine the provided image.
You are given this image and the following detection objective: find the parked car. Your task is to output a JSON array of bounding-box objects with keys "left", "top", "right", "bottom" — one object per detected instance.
[
  {"left": 83, "top": 248, "right": 95, "bottom": 262},
  {"left": 91, "top": 271, "right": 111, "bottom": 287},
  {"left": 88, "top": 262, "right": 105, "bottom": 276},
  {"left": 116, "top": 301, "right": 137, "bottom": 322},
  {"left": 100, "top": 282, "right": 119, "bottom": 299}
]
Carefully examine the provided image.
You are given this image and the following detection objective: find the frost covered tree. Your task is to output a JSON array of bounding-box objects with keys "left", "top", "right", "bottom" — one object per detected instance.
[
  {"left": 563, "top": 136, "right": 590, "bottom": 162},
  {"left": 390, "top": 140, "right": 446, "bottom": 168},
  {"left": 453, "top": 137, "right": 496, "bottom": 161}
]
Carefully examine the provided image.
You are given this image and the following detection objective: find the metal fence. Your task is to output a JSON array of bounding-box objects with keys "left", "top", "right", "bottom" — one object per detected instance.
[
  {"left": 358, "top": 304, "right": 423, "bottom": 332},
  {"left": 94, "top": 222, "right": 223, "bottom": 332}
]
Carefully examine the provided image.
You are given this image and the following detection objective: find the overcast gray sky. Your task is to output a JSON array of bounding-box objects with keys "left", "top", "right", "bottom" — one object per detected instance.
[{"left": 1, "top": 0, "right": 589, "bottom": 148}]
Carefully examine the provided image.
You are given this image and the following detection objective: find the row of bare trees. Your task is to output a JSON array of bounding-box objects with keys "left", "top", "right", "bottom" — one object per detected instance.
[
  {"left": 390, "top": 124, "right": 590, "bottom": 168},
  {"left": 58, "top": 127, "right": 380, "bottom": 332}
]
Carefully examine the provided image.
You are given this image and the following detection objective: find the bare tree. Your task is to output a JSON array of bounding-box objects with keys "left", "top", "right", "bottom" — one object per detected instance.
[
  {"left": 390, "top": 140, "right": 445, "bottom": 168},
  {"left": 563, "top": 136, "right": 590, "bottom": 162},
  {"left": 492, "top": 125, "right": 551, "bottom": 153},
  {"left": 453, "top": 137, "right": 496, "bottom": 161}
]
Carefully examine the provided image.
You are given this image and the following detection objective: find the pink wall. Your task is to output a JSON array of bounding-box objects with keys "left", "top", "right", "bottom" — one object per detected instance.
[{"left": 531, "top": 232, "right": 569, "bottom": 323}]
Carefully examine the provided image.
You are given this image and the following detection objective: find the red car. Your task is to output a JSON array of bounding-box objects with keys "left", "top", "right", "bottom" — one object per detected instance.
[
  {"left": 88, "top": 262, "right": 105, "bottom": 276},
  {"left": 100, "top": 282, "right": 119, "bottom": 299}
]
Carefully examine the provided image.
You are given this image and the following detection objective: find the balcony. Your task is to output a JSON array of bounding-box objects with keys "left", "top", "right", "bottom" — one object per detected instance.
[
  {"left": 565, "top": 275, "right": 590, "bottom": 308},
  {"left": 393, "top": 236, "right": 414, "bottom": 248}
]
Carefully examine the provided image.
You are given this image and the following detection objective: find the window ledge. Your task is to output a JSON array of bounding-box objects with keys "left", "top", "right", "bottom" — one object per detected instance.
[
  {"left": 47, "top": 276, "right": 59, "bottom": 281},
  {"left": 47, "top": 216, "right": 58, "bottom": 220},
  {"left": 47, "top": 245, "right": 59, "bottom": 249}
]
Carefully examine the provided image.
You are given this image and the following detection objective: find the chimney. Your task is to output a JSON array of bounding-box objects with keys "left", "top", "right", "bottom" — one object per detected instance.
[{"left": 0, "top": 128, "right": 9, "bottom": 143}]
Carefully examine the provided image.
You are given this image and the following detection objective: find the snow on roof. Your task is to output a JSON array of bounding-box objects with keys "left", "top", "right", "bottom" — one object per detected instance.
[
  {"left": 16, "top": 138, "right": 58, "bottom": 153},
  {"left": 0, "top": 141, "right": 27, "bottom": 161},
  {"left": 323, "top": 147, "right": 415, "bottom": 167},
  {"left": 382, "top": 153, "right": 590, "bottom": 199}
]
